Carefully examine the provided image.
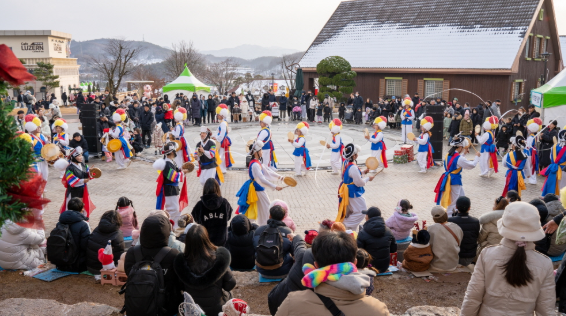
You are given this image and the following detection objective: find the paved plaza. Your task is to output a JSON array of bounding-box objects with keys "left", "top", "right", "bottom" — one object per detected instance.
[{"left": 41, "top": 118, "right": 546, "bottom": 234}]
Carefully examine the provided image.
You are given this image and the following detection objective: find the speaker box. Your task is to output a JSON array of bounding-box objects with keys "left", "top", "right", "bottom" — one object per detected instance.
[
  {"left": 79, "top": 103, "right": 102, "bottom": 154},
  {"left": 424, "top": 105, "right": 444, "bottom": 161}
]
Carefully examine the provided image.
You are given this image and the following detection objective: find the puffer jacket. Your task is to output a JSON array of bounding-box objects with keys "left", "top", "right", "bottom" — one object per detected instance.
[
  {"left": 357, "top": 216, "right": 397, "bottom": 273},
  {"left": 545, "top": 198, "right": 566, "bottom": 256},
  {"left": 460, "top": 238, "right": 555, "bottom": 316},
  {"left": 385, "top": 212, "right": 419, "bottom": 240},
  {"left": 448, "top": 212, "right": 480, "bottom": 259},
  {"left": 175, "top": 247, "right": 236, "bottom": 316},
  {"left": 0, "top": 221, "right": 45, "bottom": 270},
  {"left": 55, "top": 211, "right": 91, "bottom": 272},
  {"left": 402, "top": 243, "right": 433, "bottom": 272},
  {"left": 531, "top": 199, "right": 551, "bottom": 254},
  {"left": 428, "top": 222, "right": 463, "bottom": 271},
  {"left": 86, "top": 214, "right": 125, "bottom": 274},
  {"left": 117, "top": 206, "right": 138, "bottom": 238},
  {"left": 225, "top": 215, "right": 258, "bottom": 270},
  {"left": 477, "top": 210, "right": 504, "bottom": 255},
  {"left": 191, "top": 194, "right": 233, "bottom": 247}
]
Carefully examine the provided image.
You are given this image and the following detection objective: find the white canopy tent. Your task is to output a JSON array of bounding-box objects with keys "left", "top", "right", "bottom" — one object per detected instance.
[{"left": 162, "top": 65, "right": 211, "bottom": 101}]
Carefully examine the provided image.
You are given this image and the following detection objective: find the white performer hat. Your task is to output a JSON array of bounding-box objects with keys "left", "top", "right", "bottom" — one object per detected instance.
[
  {"left": 259, "top": 111, "right": 273, "bottom": 125},
  {"left": 248, "top": 139, "right": 264, "bottom": 155}
]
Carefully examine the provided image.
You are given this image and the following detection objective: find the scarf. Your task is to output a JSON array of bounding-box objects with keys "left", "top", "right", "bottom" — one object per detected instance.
[{"left": 301, "top": 262, "right": 357, "bottom": 288}]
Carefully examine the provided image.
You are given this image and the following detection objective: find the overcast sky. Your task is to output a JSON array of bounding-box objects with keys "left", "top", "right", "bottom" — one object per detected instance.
[{"left": 0, "top": 0, "right": 564, "bottom": 51}]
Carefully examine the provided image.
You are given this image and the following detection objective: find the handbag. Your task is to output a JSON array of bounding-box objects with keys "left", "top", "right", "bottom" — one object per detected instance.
[{"left": 441, "top": 223, "right": 460, "bottom": 246}]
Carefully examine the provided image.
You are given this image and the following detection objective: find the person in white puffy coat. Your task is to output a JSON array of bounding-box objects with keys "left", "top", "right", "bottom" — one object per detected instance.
[{"left": 0, "top": 221, "right": 46, "bottom": 270}]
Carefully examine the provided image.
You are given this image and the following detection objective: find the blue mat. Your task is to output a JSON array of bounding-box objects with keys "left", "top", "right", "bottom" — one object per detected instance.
[
  {"left": 123, "top": 236, "right": 133, "bottom": 241},
  {"left": 396, "top": 236, "right": 412, "bottom": 243},
  {"left": 259, "top": 274, "right": 283, "bottom": 283},
  {"left": 33, "top": 269, "right": 79, "bottom": 282},
  {"left": 550, "top": 253, "right": 565, "bottom": 262},
  {"left": 231, "top": 265, "right": 256, "bottom": 272}
]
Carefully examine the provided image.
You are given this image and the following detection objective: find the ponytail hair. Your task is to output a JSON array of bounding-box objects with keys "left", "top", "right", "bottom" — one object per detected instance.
[
  {"left": 502, "top": 245, "right": 533, "bottom": 287},
  {"left": 116, "top": 196, "right": 133, "bottom": 210},
  {"left": 506, "top": 190, "right": 521, "bottom": 202}
]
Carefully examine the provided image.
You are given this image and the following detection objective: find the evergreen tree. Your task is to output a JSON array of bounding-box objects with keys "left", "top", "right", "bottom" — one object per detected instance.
[
  {"left": 316, "top": 56, "right": 356, "bottom": 102},
  {"left": 34, "top": 62, "right": 60, "bottom": 96}
]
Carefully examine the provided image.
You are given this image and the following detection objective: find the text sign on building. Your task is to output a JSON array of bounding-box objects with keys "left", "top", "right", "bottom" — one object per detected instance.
[
  {"left": 21, "top": 42, "right": 44, "bottom": 52},
  {"left": 52, "top": 38, "right": 65, "bottom": 54},
  {"left": 531, "top": 91, "right": 543, "bottom": 108}
]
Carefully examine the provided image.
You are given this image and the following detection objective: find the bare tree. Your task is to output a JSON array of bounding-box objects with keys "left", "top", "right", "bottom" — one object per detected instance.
[
  {"left": 163, "top": 40, "right": 205, "bottom": 80},
  {"left": 201, "top": 58, "right": 240, "bottom": 95},
  {"left": 87, "top": 39, "right": 143, "bottom": 96},
  {"left": 280, "top": 53, "right": 301, "bottom": 90}
]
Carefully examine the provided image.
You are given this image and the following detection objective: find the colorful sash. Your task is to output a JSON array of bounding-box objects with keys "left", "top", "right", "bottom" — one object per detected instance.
[
  {"left": 402, "top": 109, "right": 413, "bottom": 125},
  {"left": 541, "top": 145, "right": 566, "bottom": 196},
  {"left": 217, "top": 122, "right": 233, "bottom": 167},
  {"left": 55, "top": 132, "right": 69, "bottom": 150},
  {"left": 175, "top": 124, "right": 190, "bottom": 163},
  {"left": 434, "top": 153, "right": 462, "bottom": 208},
  {"left": 331, "top": 134, "right": 344, "bottom": 155},
  {"left": 59, "top": 164, "right": 95, "bottom": 217},
  {"left": 480, "top": 131, "right": 498, "bottom": 173},
  {"left": 155, "top": 167, "right": 188, "bottom": 212},
  {"left": 259, "top": 127, "right": 277, "bottom": 168},
  {"left": 370, "top": 131, "right": 388, "bottom": 168},
  {"left": 418, "top": 132, "right": 435, "bottom": 169},
  {"left": 115, "top": 125, "right": 133, "bottom": 158},
  {"left": 336, "top": 162, "right": 364, "bottom": 222},
  {"left": 502, "top": 151, "right": 527, "bottom": 197},
  {"left": 292, "top": 136, "right": 312, "bottom": 169},
  {"left": 31, "top": 134, "right": 46, "bottom": 161},
  {"left": 235, "top": 159, "right": 263, "bottom": 220}
]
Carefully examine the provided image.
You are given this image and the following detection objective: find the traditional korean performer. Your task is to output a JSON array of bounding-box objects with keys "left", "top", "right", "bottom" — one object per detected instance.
[
  {"left": 289, "top": 121, "right": 312, "bottom": 176},
  {"left": 365, "top": 116, "right": 388, "bottom": 172},
  {"left": 213, "top": 104, "right": 234, "bottom": 174},
  {"left": 109, "top": 109, "right": 133, "bottom": 169},
  {"left": 541, "top": 129, "right": 566, "bottom": 196},
  {"left": 195, "top": 126, "right": 223, "bottom": 186},
  {"left": 257, "top": 110, "right": 277, "bottom": 170},
  {"left": 526, "top": 118, "right": 542, "bottom": 185},
  {"left": 502, "top": 135, "right": 530, "bottom": 198},
  {"left": 434, "top": 134, "right": 480, "bottom": 216},
  {"left": 476, "top": 116, "right": 499, "bottom": 177},
  {"left": 235, "top": 140, "right": 284, "bottom": 226},
  {"left": 172, "top": 107, "right": 193, "bottom": 168},
  {"left": 336, "top": 143, "right": 376, "bottom": 231},
  {"left": 400, "top": 97, "right": 414, "bottom": 144},
  {"left": 56, "top": 147, "right": 96, "bottom": 217},
  {"left": 25, "top": 114, "right": 49, "bottom": 181},
  {"left": 52, "top": 118, "right": 70, "bottom": 178},
  {"left": 415, "top": 116, "right": 435, "bottom": 173},
  {"left": 327, "top": 118, "right": 344, "bottom": 175}
]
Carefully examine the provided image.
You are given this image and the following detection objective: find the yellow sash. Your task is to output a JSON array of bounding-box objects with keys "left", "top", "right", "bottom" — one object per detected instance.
[
  {"left": 214, "top": 147, "right": 225, "bottom": 183},
  {"left": 440, "top": 154, "right": 462, "bottom": 208},
  {"left": 336, "top": 182, "right": 351, "bottom": 222},
  {"left": 245, "top": 181, "right": 258, "bottom": 220},
  {"left": 509, "top": 152, "right": 526, "bottom": 196}
]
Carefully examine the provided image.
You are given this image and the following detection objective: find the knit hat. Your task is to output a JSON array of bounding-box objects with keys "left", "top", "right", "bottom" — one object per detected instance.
[
  {"left": 420, "top": 116, "right": 434, "bottom": 131},
  {"left": 220, "top": 298, "right": 250, "bottom": 316},
  {"left": 412, "top": 230, "right": 430, "bottom": 245},
  {"left": 362, "top": 206, "right": 381, "bottom": 218},
  {"left": 431, "top": 205, "right": 448, "bottom": 223},
  {"left": 373, "top": 116, "right": 387, "bottom": 130},
  {"left": 174, "top": 107, "right": 187, "bottom": 122},
  {"left": 216, "top": 104, "right": 230, "bottom": 118},
  {"left": 482, "top": 116, "right": 499, "bottom": 131},
  {"left": 296, "top": 121, "right": 309, "bottom": 136},
  {"left": 259, "top": 110, "right": 273, "bottom": 125},
  {"left": 527, "top": 118, "right": 543, "bottom": 133},
  {"left": 543, "top": 193, "right": 559, "bottom": 204},
  {"left": 304, "top": 230, "right": 318, "bottom": 245},
  {"left": 329, "top": 118, "right": 342, "bottom": 133},
  {"left": 497, "top": 201, "right": 545, "bottom": 241}
]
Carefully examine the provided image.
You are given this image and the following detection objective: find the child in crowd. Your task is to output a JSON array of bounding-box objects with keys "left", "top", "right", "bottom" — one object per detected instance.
[
  {"left": 323, "top": 103, "right": 331, "bottom": 123},
  {"left": 385, "top": 199, "right": 419, "bottom": 241},
  {"left": 355, "top": 107, "right": 363, "bottom": 124},
  {"left": 100, "top": 128, "right": 113, "bottom": 162},
  {"left": 176, "top": 213, "right": 195, "bottom": 243},
  {"left": 496, "top": 124, "right": 511, "bottom": 156},
  {"left": 356, "top": 248, "right": 378, "bottom": 296},
  {"left": 387, "top": 113, "right": 396, "bottom": 129},
  {"left": 270, "top": 200, "right": 296, "bottom": 233},
  {"left": 292, "top": 104, "right": 301, "bottom": 121},
  {"left": 152, "top": 122, "right": 164, "bottom": 155},
  {"left": 319, "top": 219, "right": 334, "bottom": 232},
  {"left": 402, "top": 229, "right": 433, "bottom": 272},
  {"left": 86, "top": 210, "right": 125, "bottom": 275},
  {"left": 316, "top": 102, "right": 323, "bottom": 123},
  {"left": 338, "top": 102, "right": 346, "bottom": 121},
  {"left": 115, "top": 196, "right": 138, "bottom": 239},
  {"left": 443, "top": 113, "right": 452, "bottom": 139},
  {"left": 225, "top": 214, "right": 258, "bottom": 270}
]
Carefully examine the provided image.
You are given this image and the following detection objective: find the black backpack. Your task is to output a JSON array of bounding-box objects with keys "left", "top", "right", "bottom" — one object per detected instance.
[
  {"left": 120, "top": 246, "right": 171, "bottom": 316},
  {"left": 46, "top": 222, "right": 78, "bottom": 267},
  {"left": 255, "top": 226, "right": 284, "bottom": 269}
]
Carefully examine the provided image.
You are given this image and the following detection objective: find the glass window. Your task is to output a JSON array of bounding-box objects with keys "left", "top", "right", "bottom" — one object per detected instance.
[
  {"left": 513, "top": 81, "right": 522, "bottom": 101},
  {"left": 542, "top": 39, "right": 548, "bottom": 55},
  {"left": 534, "top": 37, "right": 541, "bottom": 58},
  {"left": 386, "top": 79, "right": 402, "bottom": 97},
  {"left": 525, "top": 36, "right": 530, "bottom": 58},
  {"left": 424, "top": 80, "right": 444, "bottom": 99}
]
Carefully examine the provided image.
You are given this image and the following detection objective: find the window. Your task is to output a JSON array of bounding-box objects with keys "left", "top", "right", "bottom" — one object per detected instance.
[
  {"left": 385, "top": 78, "right": 402, "bottom": 97},
  {"left": 539, "top": 9, "right": 544, "bottom": 21},
  {"left": 525, "top": 36, "right": 531, "bottom": 59},
  {"left": 511, "top": 80, "right": 525, "bottom": 102},
  {"left": 424, "top": 79, "right": 444, "bottom": 99},
  {"left": 534, "top": 36, "right": 541, "bottom": 59}
]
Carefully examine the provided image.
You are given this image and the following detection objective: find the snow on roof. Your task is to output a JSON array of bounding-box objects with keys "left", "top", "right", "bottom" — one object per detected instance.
[
  {"left": 561, "top": 36, "right": 566, "bottom": 63},
  {"left": 300, "top": 0, "right": 540, "bottom": 70}
]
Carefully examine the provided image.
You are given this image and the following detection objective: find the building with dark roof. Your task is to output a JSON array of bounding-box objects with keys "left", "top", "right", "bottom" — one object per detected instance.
[{"left": 300, "top": 0, "right": 563, "bottom": 112}]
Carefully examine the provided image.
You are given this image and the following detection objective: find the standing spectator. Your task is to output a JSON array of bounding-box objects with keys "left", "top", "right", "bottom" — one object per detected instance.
[
  {"left": 49, "top": 99, "right": 62, "bottom": 119},
  {"left": 470, "top": 108, "right": 481, "bottom": 143},
  {"left": 86, "top": 210, "right": 125, "bottom": 275},
  {"left": 227, "top": 92, "right": 240, "bottom": 122},
  {"left": 69, "top": 93, "right": 75, "bottom": 106},
  {"left": 364, "top": 97, "right": 374, "bottom": 112},
  {"left": 338, "top": 102, "right": 346, "bottom": 121},
  {"left": 54, "top": 198, "right": 91, "bottom": 273},
  {"left": 357, "top": 207, "right": 397, "bottom": 273},
  {"left": 154, "top": 106, "right": 169, "bottom": 133},
  {"left": 76, "top": 92, "right": 86, "bottom": 106},
  {"left": 37, "top": 108, "right": 51, "bottom": 141},
  {"left": 191, "top": 178, "right": 233, "bottom": 247},
  {"left": 239, "top": 94, "right": 248, "bottom": 121},
  {"left": 482, "top": 101, "right": 493, "bottom": 122},
  {"left": 353, "top": 91, "right": 363, "bottom": 112},
  {"left": 461, "top": 202, "right": 555, "bottom": 315},
  {"left": 427, "top": 206, "right": 464, "bottom": 272},
  {"left": 459, "top": 110, "right": 473, "bottom": 139},
  {"left": 152, "top": 122, "right": 164, "bottom": 155},
  {"left": 69, "top": 132, "right": 89, "bottom": 163},
  {"left": 268, "top": 90, "right": 277, "bottom": 113},
  {"left": 17, "top": 90, "right": 25, "bottom": 108},
  {"left": 279, "top": 93, "right": 288, "bottom": 121},
  {"left": 495, "top": 124, "right": 511, "bottom": 156},
  {"left": 311, "top": 97, "right": 320, "bottom": 123},
  {"left": 449, "top": 113, "right": 462, "bottom": 143},
  {"left": 24, "top": 91, "right": 34, "bottom": 114},
  {"left": 443, "top": 113, "right": 452, "bottom": 139},
  {"left": 447, "top": 196, "right": 480, "bottom": 266},
  {"left": 476, "top": 196, "right": 508, "bottom": 256},
  {"left": 491, "top": 99, "right": 502, "bottom": 118},
  {"left": 200, "top": 95, "right": 208, "bottom": 124},
  {"left": 175, "top": 225, "right": 236, "bottom": 316},
  {"left": 539, "top": 120, "right": 558, "bottom": 170},
  {"left": 511, "top": 107, "right": 528, "bottom": 136},
  {"left": 140, "top": 104, "right": 154, "bottom": 148},
  {"left": 225, "top": 214, "right": 258, "bottom": 270},
  {"left": 190, "top": 93, "right": 202, "bottom": 126},
  {"left": 305, "top": 90, "right": 313, "bottom": 121},
  {"left": 528, "top": 104, "right": 540, "bottom": 119},
  {"left": 14, "top": 110, "right": 25, "bottom": 132},
  {"left": 207, "top": 95, "right": 217, "bottom": 124},
  {"left": 102, "top": 90, "right": 111, "bottom": 108}
]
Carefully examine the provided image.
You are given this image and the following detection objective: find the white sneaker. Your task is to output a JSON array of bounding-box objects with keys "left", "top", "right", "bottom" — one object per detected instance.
[
  {"left": 117, "top": 166, "right": 126, "bottom": 170},
  {"left": 418, "top": 170, "right": 427, "bottom": 173},
  {"left": 487, "top": 170, "right": 494, "bottom": 178},
  {"left": 479, "top": 174, "right": 487, "bottom": 177}
]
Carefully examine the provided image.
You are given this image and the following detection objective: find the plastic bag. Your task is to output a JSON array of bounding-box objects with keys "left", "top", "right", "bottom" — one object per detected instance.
[{"left": 556, "top": 215, "right": 566, "bottom": 245}]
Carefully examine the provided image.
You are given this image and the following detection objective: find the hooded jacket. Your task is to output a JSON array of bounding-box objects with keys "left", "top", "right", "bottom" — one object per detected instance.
[
  {"left": 275, "top": 271, "right": 389, "bottom": 316},
  {"left": 448, "top": 212, "right": 480, "bottom": 258},
  {"left": 385, "top": 212, "right": 419, "bottom": 240},
  {"left": 140, "top": 109, "right": 154, "bottom": 130},
  {"left": 428, "top": 222, "right": 463, "bottom": 271},
  {"left": 544, "top": 197, "right": 566, "bottom": 257},
  {"left": 56, "top": 211, "right": 91, "bottom": 272},
  {"left": 191, "top": 194, "right": 233, "bottom": 247},
  {"left": 124, "top": 215, "right": 182, "bottom": 316},
  {"left": 0, "top": 221, "right": 45, "bottom": 270},
  {"left": 86, "top": 213, "right": 125, "bottom": 274},
  {"left": 477, "top": 210, "right": 504, "bottom": 255},
  {"left": 531, "top": 199, "right": 551, "bottom": 254},
  {"left": 357, "top": 216, "right": 397, "bottom": 273},
  {"left": 190, "top": 97, "right": 202, "bottom": 118},
  {"left": 117, "top": 206, "right": 138, "bottom": 238},
  {"left": 402, "top": 242, "right": 433, "bottom": 272},
  {"left": 225, "top": 215, "right": 258, "bottom": 270},
  {"left": 154, "top": 107, "right": 169, "bottom": 133},
  {"left": 253, "top": 219, "right": 294, "bottom": 277},
  {"left": 174, "top": 247, "right": 236, "bottom": 316}
]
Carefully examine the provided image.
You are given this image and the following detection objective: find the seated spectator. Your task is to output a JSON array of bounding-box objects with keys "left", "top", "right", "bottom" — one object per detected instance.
[
  {"left": 69, "top": 132, "right": 89, "bottom": 163},
  {"left": 86, "top": 210, "right": 125, "bottom": 275},
  {"left": 506, "top": 190, "right": 521, "bottom": 202},
  {"left": 175, "top": 225, "right": 236, "bottom": 316},
  {"left": 385, "top": 199, "right": 418, "bottom": 241},
  {"left": 531, "top": 198, "right": 550, "bottom": 254},
  {"left": 356, "top": 248, "right": 378, "bottom": 296},
  {"left": 275, "top": 231, "right": 390, "bottom": 316},
  {"left": 448, "top": 196, "right": 480, "bottom": 266},
  {"left": 461, "top": 202, "right": 555, "bottom": 315},
  {"left": 477, "top": 196, "right": 508, "bottom": 256},
  {"left": 253, "top": 205, "right": 294, "bottom": 278},
  {"left": 0, "top": 220, "right": 45, "bottom": 270},
  {"left": 124, "top": 215, "right": 183, "bottom": 316},
  {"left": 542, "top": 193, "right": 566, "bottom": 257},
  {"left": 191, "top": 178, "right": 233, "bottom": 247},
  {"left": 331, "top": 221, "right": 346, "bottom": 232},
  {"left": 115, "top": 196, "right": 138, "bottom": 238},
  {"left": 357, "top": 207, "right": 397, "bottom": 273},
  {"left": 176, "top": 213, "right": 194, "bottom": 243},
  {"left": 270, "top": 199, "right": 296, "bottom": 233},
  {"left": 225, "top": 214, "right": 258, "bottom": 270},
  {"left": 147, "top": 210, "right": 184, "bottom": 253},
  {"left": 402, "top": 230, "right": 433, "bottom": 272},
  {"left": 319, "top": 219, "right": 334, "bottom": 232},
  {"left": 428, "top": 206, "right": 464, "bottom": 271},
  {"left": 53, "top": 198, "right": 91, "bottom": 272},
  {"left": 130, "top": 128, "right": 144, "bottom": 154}
]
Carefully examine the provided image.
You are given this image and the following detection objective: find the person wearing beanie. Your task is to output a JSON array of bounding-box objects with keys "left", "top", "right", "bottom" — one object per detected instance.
[
  {"left": 270, "top": 200, "right": 296, "bottom": 233},
  {"left": 476, "top": 196, "right": 508, "bottom": 257},
  {"left": 541, "top": 128, "right": 566, "bottom": 196},
  {"left": 256, "top": 110, "right": 277, "bottom": 170},
  {"left": 357, "top": 207, "right": 397, "bottom": 273},
  {"left": 502, "top": 135, "right": 530, "bottom": 198},
  {"left": 365, "top": 116, "right": 388, "bottom": 172},
  {"left": 336, "top": 143, "right": 377, "bottom": 231},
  {"left": 476, "top": 116, "right": 499, "bottom": 177},
  {"left": 212, "top": 104, "right": 233, "bottom": 174},
  {"left": 194, "top": 126, "right": 222, "bottom": 186},
  {"left": 461, "top": 202, "right": 555, "bottom": 315},
  {"left": 434, "top": 133, "right": 480, "bottom": 216},
  {"left": 327, "top": 118, "right": 345, "bottom": 175},
  {"left": 289, "top": 121, "right": 312, "bottom": 176},
  {"left": 225, "top": 214, "right": 258, "bottom": 270},
  {"left": 428, "top": 206, "right": 464, "bottom": 271},
  {"left": 400, "top": 98, "right": 414, "bottom": 144},
  {"left": 414, "top": 116, "right": 435, "bottom": 173},
  {"left": 447, "top": 196, "right": 480, "bottom": 267},
  {"left": 402, "top": 230, "right": 433, "bottom": 272}
]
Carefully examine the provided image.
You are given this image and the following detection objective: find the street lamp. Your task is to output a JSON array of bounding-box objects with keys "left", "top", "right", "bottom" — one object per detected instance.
[{"left": 541, "top": 52, "right": 551, "bottom": 85}]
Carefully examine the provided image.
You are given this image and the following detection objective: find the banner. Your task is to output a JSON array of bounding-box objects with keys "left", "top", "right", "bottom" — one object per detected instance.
[{"left": 531, "top": 91, "right": 542, "bottom": 108}]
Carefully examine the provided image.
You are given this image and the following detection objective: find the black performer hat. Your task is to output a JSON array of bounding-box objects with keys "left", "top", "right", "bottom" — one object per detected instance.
[{"left": 162, "top": 142, "right": 177, "bottom": 155}]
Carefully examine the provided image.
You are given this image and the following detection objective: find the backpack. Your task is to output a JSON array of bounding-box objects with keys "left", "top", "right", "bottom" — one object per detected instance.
[
  {"left": 46, "top": 222, "right": 78, "bottom": 267},
  {"left": 120, "top": 246, "right": 171, "bottom": 316},
  {"left": 255, "top": 226, "right": 284, "bottom": 269}
]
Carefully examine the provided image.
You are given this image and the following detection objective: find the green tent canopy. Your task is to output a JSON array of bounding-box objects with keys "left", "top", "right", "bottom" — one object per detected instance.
[
  {"left": 162, "top": 65, "right": 211, "bottom": 93},
  {"left": 532, "top": 69, "right": 566, "bottom": 108}
]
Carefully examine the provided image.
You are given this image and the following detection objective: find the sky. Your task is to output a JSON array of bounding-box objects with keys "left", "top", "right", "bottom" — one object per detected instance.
[{"left": 0, "top": 0, "right": 564, "bottom": 51}]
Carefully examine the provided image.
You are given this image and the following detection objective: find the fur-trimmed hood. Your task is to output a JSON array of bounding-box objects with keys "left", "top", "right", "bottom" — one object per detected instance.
[
  {"left": 479, "top": 210, "right": 504, "bottom": 225},
  {"left": 174, "top": 247, "right": 231, "bottom": 288}
]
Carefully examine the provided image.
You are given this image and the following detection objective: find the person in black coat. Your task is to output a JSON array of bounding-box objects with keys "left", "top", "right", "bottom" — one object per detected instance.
[
  {"left": 356, "top": 207, "right": 397, "bottom": 273},
  {"left": 225, "top": 214, "right": 258, "bottom": 270},
  {"left": 190, "top": 93, "right": 202, "bottom": 125},
  {"left": 496, "top": 124, "right": 512, "bottom": 154},
  {"left": 449, "top": 113, "right": 462, "bottom": 140},
  {"left": 86, "top": 210, "right": 125, "bottom": 275},
  {"left": 528, "top": 104, "right": 541, "bottom": 119},
  {"left": 55, "top": 198, "right": 91, "bottom": 273},
  {"left": 447, "top": 196, "right": 480, "bottom": 266},
  {"left": 267, "top": 234, "right": 310, "bottom": 315},
  {"left": 511, "top": 108, "right": 528, "bottom": 136},
  {"left": 531, "top": 198, "right": 551, "bottom": 255},
  {"left": 69, "top": 133, "right": 89, "bottom": 163},
  {"left": 279, "top": 94, "right": 288, "bottom": 120},
  {"left": 125, "top": 215, "right": 182, "bottom": 316},
  {"left": 191, "top": 178, "right": 233, "bottom": 247},
  {"left": 253, "top": 206, "right": 294, "bottom": 277},
  {"left": 207, "top": 95, "right": 217, "bottom": 124},
  {"left": 470, "top": 108, "right": 481, "bottom": 144},
  {"left": 539, "top": 121, "right": 559, "bottom": 170},
  {"left": 175, "top": 225, "right": 236, "bottom": 316},
  {"left": 140, "top": 104, "right": 154, "bottom": 148},
  {"left": 154, "top": 106, "right": 169, "bottom": 133},
  {"left": 261, "top": 93, "right": 270, "bottom": 111},
  {"left": 61, "top": 92, "right": 68, "bottom": 106}
]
